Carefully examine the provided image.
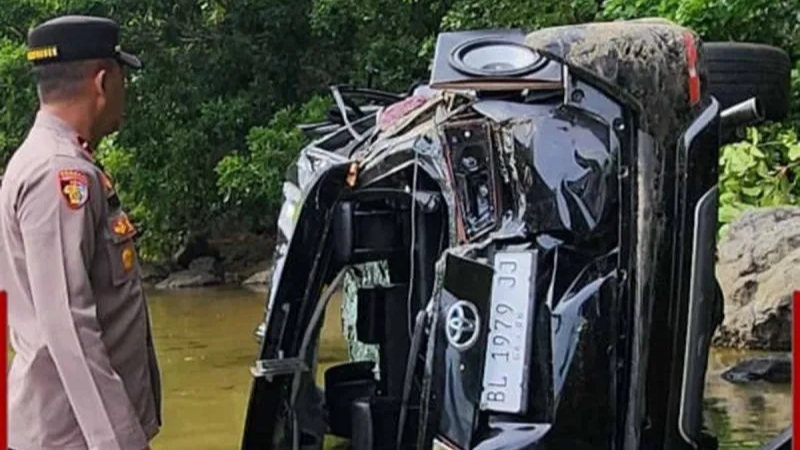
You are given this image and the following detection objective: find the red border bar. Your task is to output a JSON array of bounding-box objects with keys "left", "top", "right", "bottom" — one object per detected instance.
[
  {"left": 794, "top": 290, "right": 799, "bottom": 450},
  {"left": 1, "top": 290, "right": 6, "bottom": 450}
]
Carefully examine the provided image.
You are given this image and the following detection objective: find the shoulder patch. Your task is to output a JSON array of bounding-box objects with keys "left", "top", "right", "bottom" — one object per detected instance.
[
  {"left": 58, "top": 169, "right": 90, "bottom": 210},
  {"left": 110, "top": 212, "right": 137, "bottom": 239}
]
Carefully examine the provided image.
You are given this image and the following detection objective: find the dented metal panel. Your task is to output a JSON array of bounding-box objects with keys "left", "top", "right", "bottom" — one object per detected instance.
[{"left": 243, "top": 18, "right": 724, "bottom": 450}]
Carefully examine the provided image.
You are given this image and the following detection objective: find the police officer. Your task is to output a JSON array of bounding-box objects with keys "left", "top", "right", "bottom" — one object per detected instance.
[{"left": 0, "top": 15, "right": 161, "bottom": 450}]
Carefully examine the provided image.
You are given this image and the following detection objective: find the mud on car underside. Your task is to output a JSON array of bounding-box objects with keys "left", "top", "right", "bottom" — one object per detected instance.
[{"left": 242, "top": 18, "right": 791, "bottom": 450}]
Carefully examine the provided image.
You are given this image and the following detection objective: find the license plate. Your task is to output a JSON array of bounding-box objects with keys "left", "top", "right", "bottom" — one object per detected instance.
[{"left": 480, "top": 250, "right": 536, "bottom": 414}]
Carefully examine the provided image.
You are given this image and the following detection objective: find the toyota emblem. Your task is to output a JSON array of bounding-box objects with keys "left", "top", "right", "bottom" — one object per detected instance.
[{"left": 445, "top": 300, "right": 481, "bottom": 351}]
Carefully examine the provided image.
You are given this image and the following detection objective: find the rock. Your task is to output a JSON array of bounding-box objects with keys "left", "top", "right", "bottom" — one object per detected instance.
[
  {"left": 189, "top": 256, "right": 224, "bottom": 278},
  {"left": 140, "top": 262, "right": 169, "bottom": 283},
  {"left": 155, "top": 256, "right": 224, "bottom": 289},
  {"left": 174, "top": 235, "right": 220, "bottom": 268},
  {"left": 155, "top": 270, "right": 222, "bottom": 289},
  {"left": 721, "top": 355, "right": 791, "bottom": 384},
  {"left": 714, "top": 207, "right": 800, "bottom": 350},
  {"left": 242, "top": 268, "right": 272, "bottom": 294},
  {"left": 225, "top": 272, "right": 242, "bottom": 284},
  {"left": 243, "top": 269, "right": 272, "bottom": 287},
  {"left": 211, "top": 233, "right": 273, "bottom": 279}
]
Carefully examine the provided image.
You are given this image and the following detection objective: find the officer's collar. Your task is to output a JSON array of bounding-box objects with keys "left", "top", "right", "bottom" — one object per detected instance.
[{"left": 34, "top": 110, "right": 96, "bottom": 160}]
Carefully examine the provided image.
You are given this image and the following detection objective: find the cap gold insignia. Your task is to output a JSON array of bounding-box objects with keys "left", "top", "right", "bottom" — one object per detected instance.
[
  {"left": 27, "top": 46, "right": 58, "bottom": 61},
  {"left": 122, "top": 246, "right": 135, "bottom": 271}
]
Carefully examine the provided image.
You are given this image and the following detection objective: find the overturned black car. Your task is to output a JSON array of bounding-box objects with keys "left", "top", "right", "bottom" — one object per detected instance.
[{"left": 241, "top": 18, "right": 792, "bottom": 450}]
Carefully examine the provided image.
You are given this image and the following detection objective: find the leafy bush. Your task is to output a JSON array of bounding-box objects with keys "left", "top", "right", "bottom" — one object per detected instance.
[
  {"left": 719, "top": 126, "right": 800, "bottom": 235},
  {"left": 215, "top": 95, "right": 331, "bottom": 232},
  {"left": 0, "top": 38, "right": 36, "bottom": 169},
  {"left": 2, "top": 0, "right": 799, "bottom": 258},
  {"left": 94, "top": 135, "right": 168, "bottom": 261}
]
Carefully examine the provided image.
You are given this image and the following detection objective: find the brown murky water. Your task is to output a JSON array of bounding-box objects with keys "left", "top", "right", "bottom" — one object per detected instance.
[
  {"left": 704, "top": 349, "right": 791, "bottom": 449},
  {"left": 6, "top": 286, "right": 792, "bottom": 450}
]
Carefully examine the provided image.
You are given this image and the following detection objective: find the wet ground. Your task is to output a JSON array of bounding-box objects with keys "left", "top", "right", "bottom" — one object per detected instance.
[{"left": 6, "top": 286, "right": 792, "bottom": 449}]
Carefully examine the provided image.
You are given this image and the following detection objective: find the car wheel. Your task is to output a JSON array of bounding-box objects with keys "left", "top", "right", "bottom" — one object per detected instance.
[{"left": 703, "top": 42, "right": 791, "bottom": 121}]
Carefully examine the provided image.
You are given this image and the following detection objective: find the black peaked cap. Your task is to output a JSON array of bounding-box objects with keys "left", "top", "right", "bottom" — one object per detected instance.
[{"left": 27, "top": 15, "right": 142, "bottom": 69}]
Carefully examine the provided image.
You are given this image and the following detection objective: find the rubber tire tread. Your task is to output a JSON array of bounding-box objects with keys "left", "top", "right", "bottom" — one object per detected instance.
[{"left": 703, "top": 42, "right": 791, "bottom": 121}]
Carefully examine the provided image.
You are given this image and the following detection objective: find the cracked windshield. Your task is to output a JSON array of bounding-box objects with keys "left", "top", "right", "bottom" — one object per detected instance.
[{"left": 2, "top": 1, "right": 798, "bottom": 450}]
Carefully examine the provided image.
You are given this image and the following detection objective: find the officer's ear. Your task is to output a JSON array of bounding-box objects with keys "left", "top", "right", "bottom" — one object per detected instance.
[
  {"left": 91, "top": 60, "right": 115, "bottom": 96},
  {"left": 94, "top": 69, "right": 108, "bottom": 96}
]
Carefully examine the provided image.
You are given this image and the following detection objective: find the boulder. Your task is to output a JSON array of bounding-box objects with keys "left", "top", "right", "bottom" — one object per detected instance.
[
  {"left": 243, "top": 268, "right": 272, "bottom": 293},
  {"left": 721, "top": 355, "right": 791, "bottom": 384},
  {"left": 174, "top": 234, "right": 220, "bottom": 268},
  {"left": 225, "top": 272, "right": 242, "bottom": 284},
  {"left": 243, "top": 269, "right": 272, "bottom": 287},
  {"left": 155, "top": 256, "right": 224, "bottom": 289},
  {"left": 189, "top": 256, "right": 224, "bottom": 278},
  {"left": 140, "top": 262, "right": 170, "bottom": 284},
  {"left": 714, "top": 207, "right": 800, "bottom": 350},
  {"left": 211, "top": 232, "right": 273, "bottom": 278}
]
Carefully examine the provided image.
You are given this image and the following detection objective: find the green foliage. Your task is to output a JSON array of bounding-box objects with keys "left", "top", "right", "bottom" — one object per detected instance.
[
  {"left": 1, "top": 0, "right": 319, "bottom": 259},
  {"left": 308, "top": 0, "right": 447, "bottom": 91},
  {"left": 0, "top": 38, "right": 34, "bottom": 169},
  {"left": 215, "top": 95, "right": 330, "bottom": 231},
  {"left": 1, "top": 0, "right": 800, "bottom": 259},
  {"left": 718, "top": 126, "right": 800, "bottom": 235},
  {"left": 412, "top": 0, "right": 599, "bottom": 62},
  {"left": 440, "top": 0, "right": 599, "bottom": 31},
  {"left": 605, "top": 0, "right": 800, "bottom": 52}
]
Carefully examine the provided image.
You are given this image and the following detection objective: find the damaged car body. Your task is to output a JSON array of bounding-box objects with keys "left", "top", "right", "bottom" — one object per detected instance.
[{"left": 241, "top": 19, "right": 791, "bottom": 450}]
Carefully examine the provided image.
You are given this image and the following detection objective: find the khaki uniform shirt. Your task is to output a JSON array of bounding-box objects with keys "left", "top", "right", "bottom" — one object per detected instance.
[{"left": 0, "top": 112, "right": 161, "bottom": 450}]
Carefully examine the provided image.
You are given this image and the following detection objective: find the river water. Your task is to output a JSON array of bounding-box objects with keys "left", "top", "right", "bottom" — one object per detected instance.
[{"left": 6, "top": 286, "right": 792, "bottom": 450}]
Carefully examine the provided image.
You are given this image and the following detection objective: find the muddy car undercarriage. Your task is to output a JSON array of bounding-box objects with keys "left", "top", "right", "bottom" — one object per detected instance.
[{"left": 241, "top": 19, "right": 792, "bottom": 450}]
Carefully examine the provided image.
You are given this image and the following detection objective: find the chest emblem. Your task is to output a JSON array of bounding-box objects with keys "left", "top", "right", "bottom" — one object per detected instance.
[
  {"left": 121, "top": 245, "right": 135, "bottom": 271},
  {"left": 58, "top": 169, "right": 89, "bottom": 210}
]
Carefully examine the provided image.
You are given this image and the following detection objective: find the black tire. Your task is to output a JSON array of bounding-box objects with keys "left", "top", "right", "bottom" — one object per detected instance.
[{"left": 703, "top": 42, "right": 791, "bottom": 121}]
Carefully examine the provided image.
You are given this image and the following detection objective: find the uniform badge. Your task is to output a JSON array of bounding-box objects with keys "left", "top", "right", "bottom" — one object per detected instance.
[
  {"left": 58, "top": 169, "right": 89, "bottom": 210},
  {"left": 111, "top": 213, "right": 136, "bottom": 238},
  {"left": 121, "top": 245, "right": 135, "bottom": 271}
]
